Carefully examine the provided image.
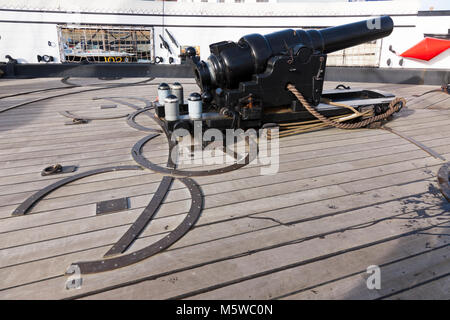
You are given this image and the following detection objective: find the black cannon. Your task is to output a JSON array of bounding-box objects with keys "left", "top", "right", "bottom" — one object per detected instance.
[{"left": 157, "top": 16, "right": 401, "bottom": 130}]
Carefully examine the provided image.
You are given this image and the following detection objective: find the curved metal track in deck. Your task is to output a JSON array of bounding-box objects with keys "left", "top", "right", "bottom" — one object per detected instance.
[
  {"left": 103, "top": 175, "right": 174, "bottom": 257},
  {"left": 0, "top": 85, "right": 78, "bottom": 100},
  {"left": 9, "top": 88, "right": 253, "bottom": 275},
  {"left": 126, "top": 107, "right": 163, "bottom": 133},
  {"left": 92, "top": 97, "right": 162, "bottom": 132},
  {"left": 93, "top": 96, "right": 153, "bottom": 109},
  {"left": 0, "top": 77, "right": 155, "bottom": 114},
  {"left": 132, "top": 134, "right": 253, "bottom": 177},
  {"left": 68, "top": 177, "right": 203, "bottom": 274},
  {"left": 12, "top": 166, "right": 144, "bottom": 216},
  {"left": 104, "top": 132, "right": 173, "bottom": 258},
  {"left": 61, "top": 77, "right": 155, "bottom": 88},
  {"left": 59, "top": 110, "right": 130, "bottom": 121},
  {"left": 134, "top": 113, "right": 256, "bottom": 177}
]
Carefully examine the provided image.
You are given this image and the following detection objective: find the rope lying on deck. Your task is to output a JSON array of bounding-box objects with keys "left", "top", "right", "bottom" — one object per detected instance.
[{"left": 286, "top": 84, "right": 407, "bottom": 130}]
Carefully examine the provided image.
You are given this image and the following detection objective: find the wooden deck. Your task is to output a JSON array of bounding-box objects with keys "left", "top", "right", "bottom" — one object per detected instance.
[{"left": 0, "top": 77, "right": 449, "bottom": 300}]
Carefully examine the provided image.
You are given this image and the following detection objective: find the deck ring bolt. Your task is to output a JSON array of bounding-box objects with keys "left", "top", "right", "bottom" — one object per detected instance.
[{"left": 41, "top": 164, "right": 63, "bottom": 176}]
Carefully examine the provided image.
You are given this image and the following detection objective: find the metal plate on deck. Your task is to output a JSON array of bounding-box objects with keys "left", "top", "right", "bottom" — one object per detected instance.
[
  {"left": 60, "top": 110, "right": 129, "bottom": 120},
  {"left": 104, "top": 176, "right": 173, "bottom": 257},
  {"left": 96, "top": 198, "right": 129, "bottom": 215},
  {"left": 100, "top": 104, "right": 117, "bottom": 109},
  {"left": 70, "top": 177, "right": 203, "bottom": 274},
  {"left": 12, "top": 165, "right": 143, "bottom": 216},
  {"left": 41, "top": 165, "right": 77, "bottom": 176}
]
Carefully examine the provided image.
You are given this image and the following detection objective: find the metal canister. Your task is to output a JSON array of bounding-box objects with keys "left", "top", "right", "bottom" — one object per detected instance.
[
  {"left": 164, "top": 94, "right": 179, "bottom": 121},
  {"left": 188, "top": 92, "right": 202, "bottom": 120},
  {"left": 171, "top": 82, "right": 184, "bottom": 103},
  {"left": 158, "top": 83, "right": 170, "bottom": 105}
]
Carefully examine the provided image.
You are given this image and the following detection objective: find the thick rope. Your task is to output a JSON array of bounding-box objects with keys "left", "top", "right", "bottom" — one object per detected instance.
[{"left": 286, "top": 84, "right": 406, "bottom": 130}]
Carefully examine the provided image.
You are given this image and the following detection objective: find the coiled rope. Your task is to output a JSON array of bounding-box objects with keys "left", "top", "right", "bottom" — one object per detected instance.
[{"left": 286, "top": 84, "right": 406, "bottom": 130}]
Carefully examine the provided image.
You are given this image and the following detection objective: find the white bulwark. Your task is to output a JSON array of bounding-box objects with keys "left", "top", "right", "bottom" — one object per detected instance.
[{"left": 0, "top": 0, "right": 448, "bottom": 69}]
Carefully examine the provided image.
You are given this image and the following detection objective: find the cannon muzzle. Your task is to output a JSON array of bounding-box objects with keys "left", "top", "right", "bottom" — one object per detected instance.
[
  {"left": 318, "top": 16, "right": 394, "bottom": 53},
  {"left": 193, "top": 16, "right": 393, "bottom": 90}
]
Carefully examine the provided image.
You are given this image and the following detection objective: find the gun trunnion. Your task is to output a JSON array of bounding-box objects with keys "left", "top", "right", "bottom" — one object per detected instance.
[{"left": 156, "top": 16, "right": 400, "bottom": 131}]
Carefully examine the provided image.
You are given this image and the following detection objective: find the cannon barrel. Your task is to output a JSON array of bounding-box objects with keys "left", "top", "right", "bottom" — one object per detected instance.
[
  {"left": 317, "top": 16, "right": 394, "bottom": 53},
  {"left": 194, "top": 16, "right": 394, "bottom": 90}
]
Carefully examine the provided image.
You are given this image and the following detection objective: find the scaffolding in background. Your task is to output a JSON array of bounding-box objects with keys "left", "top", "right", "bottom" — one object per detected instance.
[
  {"left": 327, "top": 40, "right": 382, "bottom": 67},
  {"left": 58, "top": 25, "right": 154, "bottom": 63}
]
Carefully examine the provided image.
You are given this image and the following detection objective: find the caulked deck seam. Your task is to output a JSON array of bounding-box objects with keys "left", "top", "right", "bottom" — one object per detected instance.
[
  {"left": 1, "top": 202, "right": 447, "bottom": 295},
  {"left": 0, "top": 79, "right": 448, "bottom": 299},
  {"left": 0, "top": 174, "right": 444, "bottom": 270},
  {"left": 1, "top": 138, "right": 447, "bottom": 204},
  {"left": 0, "top": 153, "right": 443, "bottom": 227}
]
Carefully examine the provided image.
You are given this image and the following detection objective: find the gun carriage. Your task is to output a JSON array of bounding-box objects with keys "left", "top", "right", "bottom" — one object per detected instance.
[{"left": 155, "top": 16, "right": 403, "bottom": 132}]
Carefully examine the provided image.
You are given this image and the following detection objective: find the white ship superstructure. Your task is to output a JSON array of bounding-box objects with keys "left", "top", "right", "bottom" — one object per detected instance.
[{"left": 0, "top": 0, "right": 448, "bottom": 70}]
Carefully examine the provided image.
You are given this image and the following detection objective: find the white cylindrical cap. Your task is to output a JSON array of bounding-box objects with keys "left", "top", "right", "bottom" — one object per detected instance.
[
  {"left": 164, "top": 94, "right": 179, "bottom": 121},
  {"left": 188, "top": 92, "right": 202, "bottom": 120},
  {"left": 158, "top": 83, "right": 170, "bottom": 106},
  {"left": 171, "top": 82, "right": 184, "bottom": 103}
]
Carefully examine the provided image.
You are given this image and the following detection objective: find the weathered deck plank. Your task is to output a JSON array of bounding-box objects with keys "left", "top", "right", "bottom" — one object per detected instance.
[
  {"left": 0, "top": 78, "right": 448, "bottom": 300},
  {"left": 281, "top": 242, "right": 450, "bottom": 300},
  {"left": 186, "top": 228, "right": 449, "bottom": 300}
]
